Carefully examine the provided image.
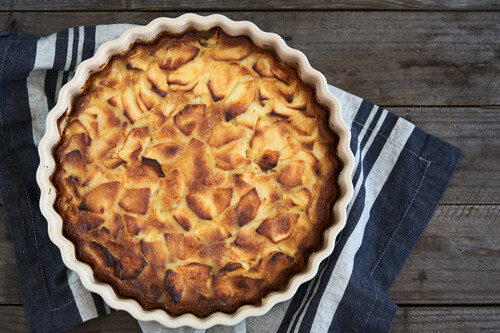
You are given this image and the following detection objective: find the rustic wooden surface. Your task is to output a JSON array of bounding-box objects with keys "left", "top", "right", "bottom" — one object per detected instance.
[
  {"left": 0, "top": 2, "right": 499, "bottom": 332},
  {"left": 1, "top": 0, "right": 500, "bottom": 11}
]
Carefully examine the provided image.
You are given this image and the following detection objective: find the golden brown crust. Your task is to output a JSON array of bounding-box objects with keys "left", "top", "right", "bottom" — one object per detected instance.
[{"left": 54, "top": 28, "right": 339, "bottom": 317}]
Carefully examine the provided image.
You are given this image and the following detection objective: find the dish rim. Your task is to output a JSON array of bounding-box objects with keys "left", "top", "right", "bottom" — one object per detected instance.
[{"left": 36, "top": 13, "right": 355, "bottom": 329}]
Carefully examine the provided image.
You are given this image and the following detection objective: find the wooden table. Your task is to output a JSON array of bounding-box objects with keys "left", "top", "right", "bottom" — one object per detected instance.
[{"left": 1, "top": 1, "right": 499, "bottom": 331}]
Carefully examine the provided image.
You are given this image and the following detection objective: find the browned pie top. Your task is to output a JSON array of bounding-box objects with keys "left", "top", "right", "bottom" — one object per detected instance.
[{"left": 54, "top": 28, "right": 339, "bottom": 316}]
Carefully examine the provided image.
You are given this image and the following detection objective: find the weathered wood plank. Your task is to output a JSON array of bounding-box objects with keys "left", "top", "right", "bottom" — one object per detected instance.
[
  {"left": 390, "top": 307, "right": 500, "bottom": 332},
  {"left": 1, "top": 0, "right": 499, "bottom": 11},
  {"left": 2, "top": 204, "right": 498, "bottom": 304},
  {"left": 390, "top": 107, "right": 500, "bottom": 205},
  {"left": 2, "top": 305, "right": 499, "bottom": 332},
  {"left": 389, "top": 205, "right": 500, "bottom": 303},
  {"left": 2, "top": 11, "right": 499, "bottom": 106},
  {"left": 0, "top": 306, "right": 30, "bottom": 332},
  {"left": 70, "top": 310, "right": 141, "bottom": 332},
  {"left": 0, "top": 306, "right": 141, "bottom": 332}
]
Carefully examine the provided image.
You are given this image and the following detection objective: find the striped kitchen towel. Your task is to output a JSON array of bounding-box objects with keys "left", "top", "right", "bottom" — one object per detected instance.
[{"left": 0, "top": 25, "right": 461, "bottom": 333}]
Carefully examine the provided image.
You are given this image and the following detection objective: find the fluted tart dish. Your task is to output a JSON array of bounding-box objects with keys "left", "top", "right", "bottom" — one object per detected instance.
[{"left": 37, "top": 14, "right": 354, "bottom": 329}]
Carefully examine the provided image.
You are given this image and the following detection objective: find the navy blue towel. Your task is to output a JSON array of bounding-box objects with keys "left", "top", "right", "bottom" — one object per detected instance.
[{"left": 0, "top": 26, "right": 461, "bottom": 333}]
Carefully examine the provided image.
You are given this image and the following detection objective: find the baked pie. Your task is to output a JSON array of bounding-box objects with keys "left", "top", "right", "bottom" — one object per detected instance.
[{"left": 54, "top": 28, "right": 339, "bottom": 316}]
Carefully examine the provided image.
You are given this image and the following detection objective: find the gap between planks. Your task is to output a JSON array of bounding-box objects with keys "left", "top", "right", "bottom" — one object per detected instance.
[{"left": 1, "top": 0, "right": 500, "bottom": 12}]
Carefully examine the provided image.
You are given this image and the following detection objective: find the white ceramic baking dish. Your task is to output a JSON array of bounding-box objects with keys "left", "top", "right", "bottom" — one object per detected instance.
[{"left": 36, "top": 13, "right": 354, "bottom": 329}]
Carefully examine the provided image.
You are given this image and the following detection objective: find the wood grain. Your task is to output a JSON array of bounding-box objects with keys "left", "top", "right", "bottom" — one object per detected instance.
[
  {"left": 2, "top": 11, "right": 499, "bottom": 106},
  {"left": 390, "top": 307, "right": 500, "bottom": 332},
  {"left": 70, "top": 310, "right": 141, "bottom": 332},
  {"left": 389, "top": 205, "right": 500, "bottom": 304},
  {"left": 0, "top": 306, "right": 140, "bottom": 332},
  {"left": 0, "top": 306, "right": 30, "bottom": 333},
  {"left": 1, "top": 0, "right": 499, "bottom": 11}
]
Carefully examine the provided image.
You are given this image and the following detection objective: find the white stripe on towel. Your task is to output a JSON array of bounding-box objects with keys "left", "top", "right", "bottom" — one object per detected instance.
[
  {"left": 67, "top": 269, "right": 99, "bottom": 321},
  {"left": 309, "top": 117, "right": 415, "bottom": 332}
]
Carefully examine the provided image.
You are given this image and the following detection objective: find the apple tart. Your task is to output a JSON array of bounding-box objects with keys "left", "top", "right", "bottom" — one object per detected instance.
[{"left": 54, "top": 28, "right": 339, "bottom": 316}]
